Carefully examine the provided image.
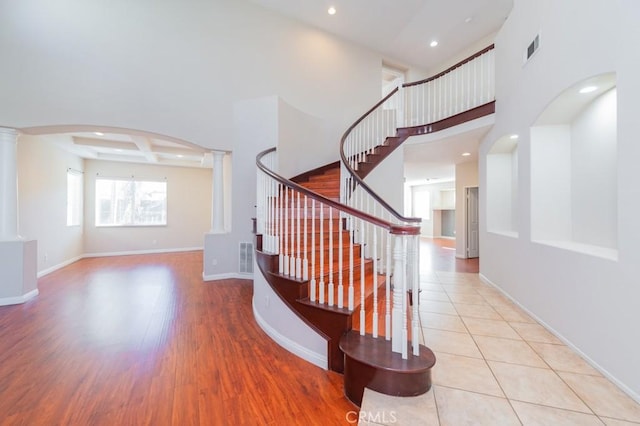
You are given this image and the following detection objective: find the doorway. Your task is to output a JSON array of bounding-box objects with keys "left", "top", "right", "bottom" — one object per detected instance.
[{"left": 466, "top": 187, "right": 479, "bottom": 258}]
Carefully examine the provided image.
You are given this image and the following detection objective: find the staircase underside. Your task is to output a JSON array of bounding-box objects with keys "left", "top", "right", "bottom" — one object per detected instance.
[{"left": 355, "top": 101, "right": 495, "bottom": 180}]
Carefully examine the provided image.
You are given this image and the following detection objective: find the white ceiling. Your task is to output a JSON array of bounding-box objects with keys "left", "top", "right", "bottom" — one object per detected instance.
[
  {"left": 247, "top": 0, "right": 510, "bottom": 183},
  {"left": 41, "top": 132, "right": 212, "bottom": 169},
  {"left": 248, "top": 0, "right": 513, "bottom": 70},
  {"left": 44, "top": 1, "right": 511, "bottom": 175},
  {"left": 403, "top": 115, "right": 494, "bottom": 185}
]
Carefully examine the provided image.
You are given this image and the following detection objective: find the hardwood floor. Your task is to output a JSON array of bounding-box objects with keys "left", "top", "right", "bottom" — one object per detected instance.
[
  {"left": 420, "top": 237, "right": 479, "bottom": 273},
  {"left": 0, "top": 252, "right": 356, "bottom": 425},
  {"left": 0, "top": 240, "right": 473, "bottom": 425}
]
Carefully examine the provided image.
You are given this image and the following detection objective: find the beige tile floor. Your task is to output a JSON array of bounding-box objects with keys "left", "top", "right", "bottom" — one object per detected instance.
[{"left": 358, "top": 271, "right": 640, "bottom": 426}]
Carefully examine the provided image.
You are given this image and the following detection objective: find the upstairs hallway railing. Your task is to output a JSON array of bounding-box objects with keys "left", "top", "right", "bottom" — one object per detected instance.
[{"left": 340, "top": 45, "right": 496, "bottom": 232}]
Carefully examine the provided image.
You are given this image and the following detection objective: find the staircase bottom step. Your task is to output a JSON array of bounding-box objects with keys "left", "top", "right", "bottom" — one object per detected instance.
[{"left": 339, "top": 331, "right": 436, "bottom": 406}]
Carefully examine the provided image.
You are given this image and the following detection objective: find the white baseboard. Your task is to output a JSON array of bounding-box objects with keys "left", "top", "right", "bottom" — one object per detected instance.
[
  {"left": 37, "top": 247, "right": 204, "bottom": 278},
  {"left": 0, "top": 289, "right": 39, "bottom": 306},
  {"left": 83, "top": 246, "right": 203, "bottom": 258},
  {"left": 202, "top": 272, "right": 253, "bottom": 281},
  {"left": 37, "top": 256, "right": 83, "bottom": 278},
  {"left": 252, "top": 297, "right": 328, "bottom": 370},
  {"left": 479, "top": 273, "right": 640, "bottom": 405}
]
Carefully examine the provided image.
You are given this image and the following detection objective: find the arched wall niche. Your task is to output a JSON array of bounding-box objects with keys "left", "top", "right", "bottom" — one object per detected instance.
[
  {"left": 530, "top": 72, "right": 617, "bottom": 259},
  {"left": 487, "top": 133, "right": 519, "bottom": 237}
]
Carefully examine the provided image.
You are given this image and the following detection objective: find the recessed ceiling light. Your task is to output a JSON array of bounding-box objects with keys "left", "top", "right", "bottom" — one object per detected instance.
[
  {"left": 177, "top": 154, "right": 184, "bottom": 158},
  {"left": 94, "top": 132, "right": 104, "bottom": 136},
  {"left": 464, "top": 17, "right": 473, "bottom": 23},
  {"left": 115, "top": 149, "right": 123, "bottom": 152},
  {"left": 430, "top": 40, "right": 438, "bottom": 47},
  {"left": 327, "top": 6, "right": 336, "bottom": 15},
  {"left": 510, "top": 134, "right": 519, "bottom": 139},
  {"left": 579, "top": 86, "right": 597, "bottom": 94},
  {"left": 462, "top": 152, "right": 471, "bottom": 157}
]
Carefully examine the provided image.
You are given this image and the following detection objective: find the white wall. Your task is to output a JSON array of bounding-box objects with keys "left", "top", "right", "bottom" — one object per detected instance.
[
  {"left": 410, "top": 181, "right": 455, "bottom": 237},
  {"left": 0, "top": 0, "right": 399, "bottom": 152},
  {"left": 365, "top": 145, "right": 406, "bottom": 215},
  {"left": 530, "top": 125, "right": 572, "bottom": 242},
  {"left": 486, "top": 153, "right": 514, "bottom": 233},
  {"left": 17, "top": 135, "right": 84, "bottom": 273},
  {"left": 204, "top": 97, "right": 279, "bottom": 278},
  {"left": 571, "top": 88, "right": 617, "bottom": 248},
  {"left": 277, "top": 99, "right": 329, "bottom": 179},
  {"left": 481, "top": 0, "right": 640, "bottom": 399},
  {"left": 253, "top": 262, "right": 327, "bottom": 369},
  {"left": 83, "top": 160, "right": 211, "bottom": 255}
]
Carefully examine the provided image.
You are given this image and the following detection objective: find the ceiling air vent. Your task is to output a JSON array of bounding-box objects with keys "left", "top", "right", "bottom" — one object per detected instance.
[{"left": 524, "top": 33, "right": 540, "bottom": 64}]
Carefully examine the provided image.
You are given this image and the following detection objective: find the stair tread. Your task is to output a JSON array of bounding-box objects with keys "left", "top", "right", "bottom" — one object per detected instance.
[{"left": 339, "top": 331, "right": 435, "bottom": 371}]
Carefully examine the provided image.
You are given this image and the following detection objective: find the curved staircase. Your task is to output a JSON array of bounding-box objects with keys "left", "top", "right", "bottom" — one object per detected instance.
[
  {"left": 254, "top": 45, "right": 496, "bottom": 406},
  {"left": 255, "top": 162, "right": 435, "bottom": 405}
]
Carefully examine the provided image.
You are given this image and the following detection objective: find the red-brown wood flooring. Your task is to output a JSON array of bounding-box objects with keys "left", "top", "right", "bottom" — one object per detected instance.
[
  {"left": 0, "top": 239, "right": 475, "bottom": 425},
  {"left": 0, "top": 252, "right": 356, "bottom": 425}
]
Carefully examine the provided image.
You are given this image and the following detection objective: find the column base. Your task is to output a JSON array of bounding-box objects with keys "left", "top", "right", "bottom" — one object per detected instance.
[{"left": 0, "top": 239, "right": 38, "bottom": 306}]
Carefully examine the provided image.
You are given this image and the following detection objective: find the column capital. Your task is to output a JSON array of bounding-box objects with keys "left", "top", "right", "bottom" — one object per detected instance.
[
  {"left": 0, "top": 128, "right": 20, "bottom": 240},
  {"left": 211, "top": 150, "right": 226, "bottom": 159}
]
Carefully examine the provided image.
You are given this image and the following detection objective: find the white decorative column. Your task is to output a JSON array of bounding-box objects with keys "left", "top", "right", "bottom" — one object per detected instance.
[
  {"left": 0, "top": 127, "right": 20, "bottom": 240},
  {"left": 211, "top": 150, "right": 226, "bottom": 234},
  {"left": 0, "top": 127, "right": 38, "bottom": 306}
]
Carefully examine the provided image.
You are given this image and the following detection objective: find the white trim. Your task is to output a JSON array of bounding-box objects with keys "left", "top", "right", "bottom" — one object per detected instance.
[
  {"left": 479, "top": 273, "right": 640, "bottom": 404},
  {"left": 202, "top": 272, "right": 253, "bottom": 281},
  {"left": 252, "top": 297, "right": 328, "bottom": 370},
  {"left": 0, "top": 289, "right": 39, "bottom": 306},
  {"left": 38, "top": 256, "right": 83, "bottom": 278},
  {"left": 37, "top": 248, "right": 204, "bottom": 277},
  {"left": 83, "top": 247, "right": 202, "bottom": 258}
]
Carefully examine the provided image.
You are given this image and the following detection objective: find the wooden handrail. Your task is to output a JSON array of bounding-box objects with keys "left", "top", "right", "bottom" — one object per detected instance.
[
  {"left": 403, "top": 44, "right": 495, "bottom": 88},
  {"left": 256, "top": 148, "right": 419, "bottom": 236},
  {"left": 339, "top": 86, "right": 421, "bottom": 224}
]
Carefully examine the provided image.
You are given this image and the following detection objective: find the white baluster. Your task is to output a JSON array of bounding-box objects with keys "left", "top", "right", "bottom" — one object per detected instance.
[
  {"left": 360, "top": 217, "right": 366, "bottom": 336},
  {"left": 411, "top": 234, "right": 420, "bottom": 356},
  {"left": 290, "top": 189, "right": 295, "bottom": 277},
  {"left": 349, "top": 218, "right": 354, "bottom": 311},
  {"left": 283, "top": 187, "right": 290, "bottom": 276},
  {"left": 402, "top": 235, "right": 408, "bottom": 359},
  {"left": 392, "top": 235, "right": 405, "bottom": 353},
  {"left": 296, "top": 191, "right": 302, "bottom": 279},
  {"left": 303, "top": 195, "right": 309, "bottom": 281},
  {"left": 385, "top": 231, "right": 392, "bottom": 340},
  {"left": 372, "top": 227, "right": 379, "bottom": 339},
  {"left": 328, "top": 206, "right": 334, "bottom": 307},
  {"left": 310, "top": 198, "right": 316, "bottom": 302},
  {"left": 338, "top": 209, "right": 344, "bottom": 309},
  {"left": 279, "top": 184, "right": 284, "bottom": 274},
  {"left": 319, "top": 201, "right": 325, "bottom": 304}
]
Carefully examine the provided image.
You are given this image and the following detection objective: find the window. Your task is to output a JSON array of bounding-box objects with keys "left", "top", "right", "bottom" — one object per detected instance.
[
  {"left": 95, "top": 178, "right": 167, "bottom": 227},
  {"left": 67, "top": 170, "right": 83, "bottom": 226}
]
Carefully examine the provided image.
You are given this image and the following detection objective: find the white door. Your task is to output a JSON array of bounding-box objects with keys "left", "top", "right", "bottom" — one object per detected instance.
[{"left": 466, "top": 187, "right": 479, "bottom": 258}]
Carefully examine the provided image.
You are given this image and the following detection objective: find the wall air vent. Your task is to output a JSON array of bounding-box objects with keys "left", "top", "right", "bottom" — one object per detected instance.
[
  {"left": 239, "top": 242, "right": 254, "bottom": 273},
  {"left": 524, "top": 34, "right": 540, "bottom": 64}
]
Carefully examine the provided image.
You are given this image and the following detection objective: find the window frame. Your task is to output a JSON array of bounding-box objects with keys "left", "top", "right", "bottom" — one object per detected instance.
[
  {"left": 94, "top": 177, "right": 168, "bottom": 228},
  {"left": 66, "top": 169, "right": 83, "bottom": 227}
]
